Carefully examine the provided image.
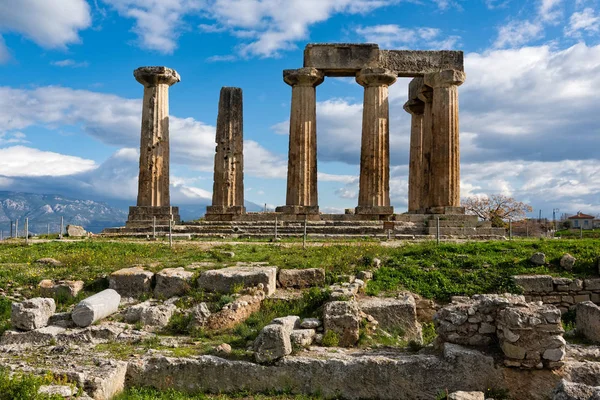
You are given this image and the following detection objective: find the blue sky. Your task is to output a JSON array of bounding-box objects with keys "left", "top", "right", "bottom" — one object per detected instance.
[{"left": 0, "top": 0, "right": 600, "bottom": 219}]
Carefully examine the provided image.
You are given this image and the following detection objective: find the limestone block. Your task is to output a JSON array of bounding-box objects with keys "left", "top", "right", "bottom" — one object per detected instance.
[
  {"left": 513, "top": 275, "right": 554, "bottom": 293},
  {"left": 290, "top": 329, "right": 316, "bottom": 347},
  {"left": 278, "top": 268, "right": 325, "bottom": 288},
  {"left": 553, "top": 380, "right": 600, "bottom": 400},
  {"left": 358, "top": 295, "right": 422, "bottom": 343},
  {"left": 154, "top": 267, "right": 194, "bottom": 298},
  {"left": 139, "top": 304, "right": 177, "bottom": 327},
  {"left": 11, "top": 297, "right": 56, "bottom": 331},
  {"left": 39, "top": 279, "right": 84, "bottom": 299},
  {"left": 35, "top": 258, "right": 63, "bottom": 267},
  {"left": 585, "top": 278, "right": 600, "bottom": 291},
  {"left": 576, "top": 301, "right": 600, "bottom": 343},
  {"left": 66, "top": 224, "right": 87, "bottom": 237},
  {"left": 270, "top": 315, "right": 301, "bottom": 331},
  {"left": 38, "top": 385, "right": 77, "bottom": 397},
  {"left": 72, "top": 289, "right": 121, "bottom": 327},
  {"left": 48, "top": 312, "right": 75, "bottom": 328},
  {"left": 323, "top": 301, "right": 361, "bottom": 347},
  {"left": 300, "top": 318, "right": 321, "bottom": 329},
  {"left": 575, "top": 294, "right": 591, "bottom": 303},
  {"left": 109, "top": 267, "right": 154, "bottom": 297},
  {"left": 187, "top": 302, "right": 211, "bottom": 329},
  {"left": 197, "top": 266, "right": 277, "bottom": 296},
  {"left": 253, "top": 324, "right": 292, "bottom": 363},
  {"left": 530, "top": 252, "right": 546, "bottom": 265},
  {"left": 559, "top": 253, "right": 576, "bottom": 270},
  {"left": 447, "top": 391, "right": 485, "bottom": 400}
]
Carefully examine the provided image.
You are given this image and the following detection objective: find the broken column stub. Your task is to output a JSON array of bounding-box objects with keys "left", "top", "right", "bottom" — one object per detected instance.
[
  {"left": 276, "top": 68, "right": 324, "bottom": 215},
  {"left": 127, "top": 66, "right": 181, "bottom": 227},
  {"left": 71, "top": 289, "right": 121, "bottom": 327},
  {"left": 206, "top": 87, "right": 245, "bottom": 217}
]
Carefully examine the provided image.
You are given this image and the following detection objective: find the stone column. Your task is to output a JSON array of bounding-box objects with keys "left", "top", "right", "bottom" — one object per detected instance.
[
  {"left": 417, "top": 84, "right": 434, "bottom": 213},
  {"left": 424, "top": 69, "right": 466, "bottom": 213},
  {"left": 206, "top": 87, "right": 245, "bottom": 219},
  {"left": 355, "top": 68, "right": 396, "bottom": 216},
  {"left": 404, "top": 78, "right": 425, "bottom": 213},
  {"left": 276, "top": 67, "right": 324, "bottom": 215},
  {"left": 127, "top": 66, "right": 181, "bottom": 227}
]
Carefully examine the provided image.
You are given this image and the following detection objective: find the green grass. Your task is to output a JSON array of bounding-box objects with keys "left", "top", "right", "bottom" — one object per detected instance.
[
  {"left": 0, "top": 368, "right": 71, "bottom": 400},
  {"left": 115, "top": 387, "right": 321, "bottom": 400}
]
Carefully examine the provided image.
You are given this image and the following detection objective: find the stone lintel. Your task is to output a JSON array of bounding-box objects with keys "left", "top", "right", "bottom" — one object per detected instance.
[
  {"left": 355, "top": 206, "right": 394, "bottom": 216},
  {"left": 380, "top": 51, "right": 464, "bottom": 77},
  {"left": 303, "top": 43, "right": 380, "bottom": 76},
  {"left": 134, "top": 66, "right": 180, "bottom": 86},
  {"left": 425, "top": 206, "right": 465, "bottom": 215},
  {"left": 205, "top": 205, "right": 246, "bottom": 215},
  {"left": 127, "top": 206, "right": 180, "bottom": 226},
  {"left": 275, "top": 205, "right": 320, "bottom": 215}
]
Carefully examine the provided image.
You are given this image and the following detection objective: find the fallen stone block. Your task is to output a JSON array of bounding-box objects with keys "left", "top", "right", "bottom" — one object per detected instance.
[
  {"left": 553, "top": 380, "right": 600, "bottom": 400},
  {"left": 530, "top": 252, "right": 546, "bottom": 265},
  {"left": 358, "top": 295, "right": 422, "bottom": 343},
  {"left": 39, "top": 279, "right": 84, "bottom": 299},
  {"left": 140, "top": 304, "right": 177, "bottom": 327},
  {"left": 323, "top": 301, "right": 360, "bottom": 347},
  {"left": 35, "top": 258, "right": 63, "bottom": 267},
  {"left": 198, "top": 266, "right": 277, "bottom": 296},
  {"left": 290, "top": 329, "right": 316, "bottom": 347},
  {"left": 38, "top": 385, "right": 77, "bottom": 398},
  {"left": 0, "top": 325, "right": 66, "bottom": 346},
  {"left": 559, "top": 254, "right": 576, "bottom": 271},
  {"left": 300, "top": 317, "right": 321, "bottom": 329},
  {"left": 254, "top": 324, "right": 292, "bottom": 363},
  {"left": 278, "top": 268, "right": 325, "bottom": 288},
  {"left": 448, "top": 391, "right": 485, "bottom": 400},
  {"left": 576, "top": 301, "right": 600, "bottom": 344},
  {"left": 48, "top": 312, "right": 75, "bottom": 329},
  {"left": 72, "top": 289, "right": 121, "bottom": 327},
  {"left": 109, "top": 266, "right": 154, "bottom": 297},
  {"left": 66, "top": 224, "right": 87, "bottom": 237},
  {"left": 513, "top": 275, "right": 554, "bottom": 293},
  {"left": 154, "top": 267, "right": 194, "bottom": 298},
  {"left": 206, "top": 294, "right": 263, "bottom": 331},
  {"left": 11, "top": 297, "right": 56, "bottom": 331}
]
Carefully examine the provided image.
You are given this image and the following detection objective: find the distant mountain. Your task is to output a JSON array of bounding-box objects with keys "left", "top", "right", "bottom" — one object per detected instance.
[{"left": 0, "top": 192, "right": 128, "bottom": 235}]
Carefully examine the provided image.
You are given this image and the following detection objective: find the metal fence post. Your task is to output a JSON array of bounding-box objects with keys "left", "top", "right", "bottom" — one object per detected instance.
[
  {"left": 59, "top": 216, "right": 64, "bottom": 239},
  {"left": 25, "top": 218, "right": 29, "bottom": 245},
  {"left": 274, "top": 217, "right": 278, "bottom": 241},
  {"left": 169, "top": 216, "right": 173, "bottom": 248},
  {"left": 15, "top": 219, "right": 19, "bottom": 239}
]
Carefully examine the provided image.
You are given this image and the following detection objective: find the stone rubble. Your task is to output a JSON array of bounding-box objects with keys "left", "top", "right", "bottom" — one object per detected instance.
[
  {"left": 35, "top": 258, "right": 63, "bottom": 267},
  {"left": 154, "top": 267, "right": 194, "bottom": 298},
  {"left": 66, "top": 224, "right": 87, "bottom": 237},
  {"left": 530, "top": 252, "right": 547, "bottom": 265},
  {"left": 197, "top": 266, "right": 277, "bottom": 296},
  {"left": 39, "top": 279, "right": 84, "bottom": 299},
  {"left": 278, "top": 268, "right": 325, "bottom": 288},
  {"left": 11, "top": 297, "right": 56, "bottom": 331},
  {"left": 109, "top": 266, "right": 154, "bottom": 297},
  {"left": 560, "top": 254, "right": 576, "bottom": 271},
  {"left": 358, "top": 294, "right": 422, "bottom": 343},
  {"left": 576, "top": 301, "right": 600, "bottom": 344},
  {"left": 447, "top": 391, "right": 485, "bottom": 400},
  {"left": 323, "top": 301, "right": 361, "bottom": 347}
]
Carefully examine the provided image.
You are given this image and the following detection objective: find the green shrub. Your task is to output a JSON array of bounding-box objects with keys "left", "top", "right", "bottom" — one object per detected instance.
[{"left": 321, "top": 330, "right": 339, "bottom": 347}]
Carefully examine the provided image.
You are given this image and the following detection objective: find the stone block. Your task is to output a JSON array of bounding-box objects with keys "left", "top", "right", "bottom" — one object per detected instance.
[
  {"left": 574, "top": 294, "right": 591, "bottom": 303},
  {"left": 543, "top": 295, "right": 561, "bottom": 304},
  {"left": 447, "top": 392, "right": 485, "bottom": 400},
  {"left": 66, "top": 224, "right": 87, "bottom": 237},
  {"left": 553, "top": 380, "right": 600, "bottom": 400},
  {"left": 576, "top": 301, "right": 600, "bottom": 343},
  {"left": 303, "top": 43, "right": 380, "bottom": 75},
  {"left": 11, "top": 297, "right": 56, "bottom": 331},
  {"left": 530, "top": 252, "right": 546, "bottom": 265},
  {"left": 300, "top": 318, "right": 321, "bottom": 329},
  {"left": 154, "top": 267, "right": 194, "bottom": 298},
  {"left": 278, "top": 268, "right": 325, "bottom": 288},
  {"left": 585, "top": 278, "right": 600, "bottom": 291},
  {"left": 109, "top": 267, "right": 154, "bottom": 297},
  {"left": 380, "top": 50, "right": 464, "bottom": 76},
  {"left": 512, "top": 275, "right": 553, "bottom": 293},
  {"left": 139, "top": 304, "right": 177, "bottom": 327},
  {"left": 39, "top": 279, "right": 84, "bottom": 299},
  {"left": 253, "top": 324, "right": 292, "bottom": 363},
  {"left": 323, "top": 301, "right": 361, "bottom": 347},
  {"left": 559, "top": 253, "right": 576, "bottom": 270},
  {"left": 71, "top": 289, "right": 121, "bottom": 327},
  {"left": 35, "top": 258, "right": 63, "bottom": 267},
  {"left": 592, "top": 293, "right": 600, "bottom": 303},
  {"left": 290, "top": 329, "right": 316, "bottom": 347},
  {"left": 358, "top": 295, "right": 422, "bottom": 343},
  {"left": 197, "top": 266, "right": 277, "bottom": 296}
]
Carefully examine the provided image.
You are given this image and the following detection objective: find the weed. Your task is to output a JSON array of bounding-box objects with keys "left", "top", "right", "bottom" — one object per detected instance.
[{"left": 320, "top": 331, "right": 339, "bottom": 347}]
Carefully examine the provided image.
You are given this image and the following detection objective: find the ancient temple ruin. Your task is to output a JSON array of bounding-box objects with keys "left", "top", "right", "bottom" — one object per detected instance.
[{"left": 112, "top": 44, "right": 504, "bottom": 238}]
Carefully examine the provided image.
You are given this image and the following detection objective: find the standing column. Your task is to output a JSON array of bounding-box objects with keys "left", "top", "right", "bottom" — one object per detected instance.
[
  {"left": 417, "top": 84, "right": 434, "bottom": 213},
  {"left": 404, "top": 78, "right": 425, "bottom": 213},
  {"left": 127, "top": 66, "right": 181, "bottom": 227},
  {"left": 355, "top": 68, "right": 397, "bottom": 216},
  {"left": 424, "top": 69, "right": 466, "bottom": 213},
  {"left": 206, "top": 87, "right": 245, "bottom": 219},
  {"left": 276, "top": 68, "right": 324, "bottom": 215}
]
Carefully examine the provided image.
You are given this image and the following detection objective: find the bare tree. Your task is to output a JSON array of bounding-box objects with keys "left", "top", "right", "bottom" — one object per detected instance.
[{"left": 462, "top": 194, "right": 533, "bottom": 227}]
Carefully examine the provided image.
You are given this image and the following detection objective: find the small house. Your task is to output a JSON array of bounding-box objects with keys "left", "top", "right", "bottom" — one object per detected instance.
[{"left": 568, "top": 212, "right": 596, "bottom": 230}]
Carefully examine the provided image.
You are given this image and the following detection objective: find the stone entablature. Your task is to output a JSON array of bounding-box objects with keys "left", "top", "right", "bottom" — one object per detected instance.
[{"left": 513, "top": 275, "right": 600, "bottom": 313}]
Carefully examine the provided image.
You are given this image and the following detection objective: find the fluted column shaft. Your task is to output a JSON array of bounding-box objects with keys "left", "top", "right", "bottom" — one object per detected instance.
[
  {"left": 135, "top": 67, "right": 180, "bottom": 207},
  {"left": 405, "top": 99, "right": 425, "bottom": 213},
  {"left": 355, "top": 68, "right": 396, "bottom": 215},
  {"left": 277, "top": 68, "right": 324, "bottom": 215},
  {"left": 417, "top": 85, "right": 434, "bottom": 212},
  {"left": 424, "top": 69, "right": 465, "bottom": 210}
]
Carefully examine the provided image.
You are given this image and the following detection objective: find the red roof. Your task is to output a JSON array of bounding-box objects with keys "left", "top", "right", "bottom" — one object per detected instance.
[{"left": 568, "top": 212, "right": 595, "bottom": 220}]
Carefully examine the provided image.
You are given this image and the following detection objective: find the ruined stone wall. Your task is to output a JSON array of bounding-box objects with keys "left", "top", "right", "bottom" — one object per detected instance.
[{"left": 513, "top": 275, "right": 600, "bottom": 313}]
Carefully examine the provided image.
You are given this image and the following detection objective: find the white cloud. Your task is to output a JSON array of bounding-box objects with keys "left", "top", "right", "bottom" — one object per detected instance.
[
  {"left": 51, "top": 59, "right": 89, "bottom": 67},
  {"left": 0, "top": 0, "right": 91, "bottom": 59},
  {"left": 355, "top": 24, "right": 460, "bottom": 49},
  {"left": 0, "top": 146, "right": 96, "bottom": 177},
  {"left": 565, "top": 8, "right": 600, "bottom": 37},
  {"left": 539, "top": 0, "right": 563, "bottom": 23},
  {"left": 494, "top": 20, "right": 544, "bottom": 48}
]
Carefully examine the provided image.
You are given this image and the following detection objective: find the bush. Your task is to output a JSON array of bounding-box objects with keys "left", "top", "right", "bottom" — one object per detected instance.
[{"left": 321, "top": 331, "right": 339, "bottom": 347}]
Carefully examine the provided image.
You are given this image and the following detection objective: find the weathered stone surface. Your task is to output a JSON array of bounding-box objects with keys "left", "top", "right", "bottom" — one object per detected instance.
[
  {"left": 513, "top": 275, "right": 554, "bottom": 293},
  {"left": 576, "top": 301, "right": 600, "bottom": 344},
  {"left": 71, "top": 289, "right": 121, "bottom": 328},
  {"left": 11, "top": 298, "right": 56, "bottom": 331},
  {"left": 187, "top": 302, "right": 211, "bottom": 329},
  {"left": 447, "top": 391, "right": 485, "bottom": 400},
  {"left": 206, "top": 87, "right": 246, "bottom": 216},
  {"left": 35, "top": 258, "right": 63, "bottom": 267},
  {"left": 253, "top": 324, "right": 292, "bottom": 363},
  {"left": 300, "top": 318, "right": 321, "bottom": 329},
  {"left": 48, "top": 312, "right": 75, "bottom": 329},
  {"left": 278, "top": 268, "right": 325, "bottom": 288},
  {"left": 109, "top": 267, "right": 154, "bottom": 297},
  {"left": 553, "top": 380, "right": 600, "bottom": 400},
  {"left": 290, "top": 329, "right": 316, "bottom": 347},
  {"left": 206, "top": 293, "right": 263, "bottom": 331},
  {"left": 38, "top": 385, "right": 77, "bottom": 397},
  {"left": 39, "top": 279, "right": 84, "bottom": 299},
  {"left": 560, "top": 254, "right": 576, "bottom": 270},
  {"left": 66, "top": 224, "right": 87, "bottom": 237},
  {"left": 154, "top": 268, "right": 193, "bottom": 298},
  {"left": 139, "top": 304, "right": 176, "bottom": 327},
  {"left": 197, "top": 266, "right": 277, "bottom": 296},
  {"left": 585, "top": 278, "right": 600, "bottom": 291},
  {"left": 530, "top": 252, "right": 547, "bottom": 265},
  {"left": 358, "top": 295, "right": 422, "bottom": 343},
  {"left": 323, "top": 301, "right": 361, "bottom": 347}
]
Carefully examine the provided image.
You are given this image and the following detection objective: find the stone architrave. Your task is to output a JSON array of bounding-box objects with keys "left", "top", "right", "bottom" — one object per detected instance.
[
  {"left": 404, "top": 77, "right": 425, "bottom": 213},
  {"left": 276, "top": 68, "right": 324, "bottom": 215},
  {"left": 355, "top": 68, "right": 397, "bottom": 215},
  {"left": 206, "top": 87, "right": 245, "bottom": 216},
  {"left": 417, "top": 84, "right": 434, "bottom": 213},
  {"left": 424, "top": 69, "right": 466, "bottom": 212},
  {"left": 127, "top": 66, "right": 181, "bottom": 226}
]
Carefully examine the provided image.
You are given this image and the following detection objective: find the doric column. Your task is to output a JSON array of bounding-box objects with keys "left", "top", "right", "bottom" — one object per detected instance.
[
  {"left": 424, "top": 69, "right": 466, "bottom": 212},
  {"left": 355, "top": 68, "right": 396, "bottom": 216},
  {"left": 417, "top": 84, "right": 434, "bottom": 213},
  {"left": 276, "top": 67, "right": 324, "bottom": 215},
  {"left": 404, "top": 77, "right": 425, "bottom": 213},
  {"left": 206, "top": 87, "right": 245, "bottom": 218},
  {"left": 127, "top": 66, "right": 180, "bottom": 227}
]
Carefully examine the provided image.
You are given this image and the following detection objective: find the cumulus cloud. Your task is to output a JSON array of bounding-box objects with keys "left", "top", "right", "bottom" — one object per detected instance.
[
  {"left": 0, "top": 0, "right": 91, "bottom": 60},
  {"left": 494, "top": 20, "right": 544, "bottom": 48},
  {"left": 565, "top": 7, "right": 600, "bottom": 37},
  {"left": 355, "top": 24, "right": 460, "bottom": 49},
  {"left": 0, "top": 146, "right": 97, "bottom": 177}
]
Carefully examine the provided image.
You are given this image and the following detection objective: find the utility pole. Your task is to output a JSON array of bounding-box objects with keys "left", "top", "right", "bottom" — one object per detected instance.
[{"left": 553, "top": 208, "right": 560, "bottom": 232}]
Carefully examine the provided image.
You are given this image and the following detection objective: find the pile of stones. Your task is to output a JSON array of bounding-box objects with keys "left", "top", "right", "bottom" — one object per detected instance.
[
  {"left": 435, "top": 294, "right": 565, "bottom": 369},
  {"left": 253, "top": 316, "right": 323, "bottom": 363}
]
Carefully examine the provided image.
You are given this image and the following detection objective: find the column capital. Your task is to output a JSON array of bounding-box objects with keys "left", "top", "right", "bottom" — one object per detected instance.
[
  {"left": 424, "top": 69, "right": 465, "bottom": 88},
  {"left": 417, "top": 84, "right": 433, "bottom": 103},
  {"left": 408, "top": 77, "right": 425, "bottom": 101},
  {"left": 134, "top": 66, "right": 180, "bottom": 87},
  {"left": 356, "top": 68, "right": 397, "bottom": 87},
  {"left": 283, "top": 67, "right": 324, "bottom": 87},
  {"left": 404, "top": 99, "right": 425, "bottom": 115}
]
